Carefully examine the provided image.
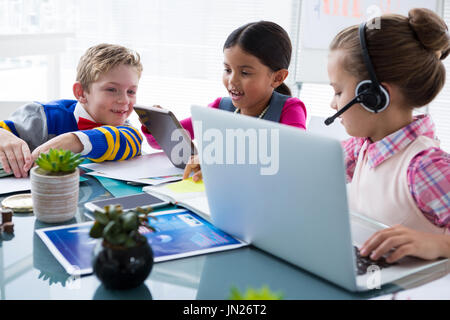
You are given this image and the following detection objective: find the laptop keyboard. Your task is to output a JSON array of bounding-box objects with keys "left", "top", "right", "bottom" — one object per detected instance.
[{"left": 354, "top": 246, "right": 395, "bottom": 275}]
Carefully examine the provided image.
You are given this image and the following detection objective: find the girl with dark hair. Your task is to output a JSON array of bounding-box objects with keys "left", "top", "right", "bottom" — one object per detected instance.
[
  {"left": 328, "top": 8, "right": 450, "bottom": 262},
  {"left": 142, "top": 21, "right": 307, "bottom": 181}
]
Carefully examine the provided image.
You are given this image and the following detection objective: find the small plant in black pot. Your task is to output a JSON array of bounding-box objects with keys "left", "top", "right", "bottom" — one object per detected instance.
[{"left": 89, "top": 204, "right": 156, "bottom": 290}]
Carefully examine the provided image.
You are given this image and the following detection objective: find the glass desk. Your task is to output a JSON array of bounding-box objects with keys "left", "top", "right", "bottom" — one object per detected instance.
[{"left": 0, "top": 175, "right": 448, "bottom": 300}]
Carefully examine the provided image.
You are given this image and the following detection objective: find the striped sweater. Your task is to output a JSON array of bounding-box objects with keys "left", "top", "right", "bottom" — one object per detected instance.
[{"left": 0, "top": 99, "right": 142, "bottom": 162}]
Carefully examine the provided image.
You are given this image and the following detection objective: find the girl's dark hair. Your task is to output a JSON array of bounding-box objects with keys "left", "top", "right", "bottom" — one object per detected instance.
[
  {"left": 330, "top": 8, "right": 450, "bottom": 108},
  {"left": 224, "top": 21, "right": 292, "bottom": 96}
]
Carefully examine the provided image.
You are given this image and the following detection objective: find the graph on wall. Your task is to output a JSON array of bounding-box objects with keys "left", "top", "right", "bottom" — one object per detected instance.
[{"left": 302, "top": 0, "right": 438, "bottom": 49}]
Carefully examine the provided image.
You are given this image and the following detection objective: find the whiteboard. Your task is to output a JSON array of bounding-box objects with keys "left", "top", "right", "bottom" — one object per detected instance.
[{"left": 297, "top": 0, "right": 443, "bottom": 84}]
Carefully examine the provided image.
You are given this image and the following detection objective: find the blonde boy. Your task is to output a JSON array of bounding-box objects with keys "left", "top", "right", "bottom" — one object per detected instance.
[{"left": 0, "top": 43, "right": 143, "bottom": 178}]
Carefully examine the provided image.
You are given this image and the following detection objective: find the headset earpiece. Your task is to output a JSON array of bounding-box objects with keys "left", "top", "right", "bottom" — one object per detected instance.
[{"left": 355, "top": 80, "right": 390, "bottom": 113}]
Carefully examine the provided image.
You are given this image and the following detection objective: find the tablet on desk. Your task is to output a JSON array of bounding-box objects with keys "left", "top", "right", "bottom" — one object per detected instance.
[
  {"left": 134, "top": 105, "right": 197, "bottom": 169},
  {"left": 84, "top": 193, "right": 169, "bottom": 213}
]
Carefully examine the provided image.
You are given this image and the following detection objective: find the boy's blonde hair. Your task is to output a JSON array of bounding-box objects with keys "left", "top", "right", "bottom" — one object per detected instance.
[{"left": 76, "top": 43, "right": 143, "bottom": 92}]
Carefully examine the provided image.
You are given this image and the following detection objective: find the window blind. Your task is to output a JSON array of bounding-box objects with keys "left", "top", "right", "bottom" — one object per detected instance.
[
  {"left": 61, "top": 0, "right": 298, "bottom": 116},
  {"left": 57, "top": 0, "right": 301, "bottom": 152}
]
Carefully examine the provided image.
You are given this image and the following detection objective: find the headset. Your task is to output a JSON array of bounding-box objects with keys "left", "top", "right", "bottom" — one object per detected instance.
[{"left": 324, "top": 22, "right": 390, "bottom": 126}]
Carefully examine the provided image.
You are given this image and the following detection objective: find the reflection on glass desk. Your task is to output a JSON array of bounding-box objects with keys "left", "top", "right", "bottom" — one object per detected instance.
[{"left": 0, "top": 175, "right": 448, "bottom": 300}]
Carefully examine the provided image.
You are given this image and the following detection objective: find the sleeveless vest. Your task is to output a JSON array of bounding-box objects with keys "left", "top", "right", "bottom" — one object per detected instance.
[
  {"left": 218, "top": 91, "right": 290, "bottom": 123},
  {"left": 348, "top": 135, "right": 448, "bottom": 234}
]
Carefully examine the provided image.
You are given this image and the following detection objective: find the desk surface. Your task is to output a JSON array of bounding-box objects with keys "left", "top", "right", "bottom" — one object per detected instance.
[{"left": 0, "top": 175, "right": 448, "bottom": 300}]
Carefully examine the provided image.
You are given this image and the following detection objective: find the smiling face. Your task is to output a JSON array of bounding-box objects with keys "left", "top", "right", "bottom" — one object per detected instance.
[
  {"left": 328, "top": 50, "right": 378, "bottom": 138},
  {"left": 222, "top": 45, "right": 280, "bottom": 116},
  {"left": 80, "top": 64, "right": 139, "bottom": 126}
]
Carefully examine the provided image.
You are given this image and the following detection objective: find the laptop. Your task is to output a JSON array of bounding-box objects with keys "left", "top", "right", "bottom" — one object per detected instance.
[{"left": 190, "top": 105, "right": 448, "bottom": 292}]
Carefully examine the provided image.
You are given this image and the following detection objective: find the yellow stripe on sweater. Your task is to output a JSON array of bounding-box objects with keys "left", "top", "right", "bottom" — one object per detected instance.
[
  {"left": 120, "top": 130, "right": 137, "bottom": 159},
  {"left": 0, "top": 122, "right": 12, "bottom": 133},
  {"left": 122, "top": 125, "right": 142, "bottom": 156},
  {"left": 105, "top": 126, "right": 122, "bottom": 161},
  {"left": 119, "top": 143, "right": 131, "bottom": 161},
  {"left": 88, "top": 127, "right": 116, "bottom": 163}
]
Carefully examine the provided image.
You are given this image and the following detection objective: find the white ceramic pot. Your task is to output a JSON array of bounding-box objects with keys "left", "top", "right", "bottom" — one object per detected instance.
[{"left": 30, "top": 167, "right": 79, "bottom": 223}]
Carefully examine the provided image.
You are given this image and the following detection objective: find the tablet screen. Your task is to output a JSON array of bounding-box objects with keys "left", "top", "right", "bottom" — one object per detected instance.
[{"left": 134, "top": 105, "right": 197, "bottom": 169}]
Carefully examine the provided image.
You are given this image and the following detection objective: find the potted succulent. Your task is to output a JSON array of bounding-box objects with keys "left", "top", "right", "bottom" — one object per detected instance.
[
  {"left": 31, "top": 149, "right": 83, "bottom": 223},
  {"left": 89, "top": 204, "right": 156, "bottom": 290},
  {"left": 228, "top": 285, "right": 284, "bottom": 300}
]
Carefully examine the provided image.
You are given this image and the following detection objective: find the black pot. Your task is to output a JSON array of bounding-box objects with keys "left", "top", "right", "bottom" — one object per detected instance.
[{"left": 92, "top": 240, "right": 154, "bottom": 290}]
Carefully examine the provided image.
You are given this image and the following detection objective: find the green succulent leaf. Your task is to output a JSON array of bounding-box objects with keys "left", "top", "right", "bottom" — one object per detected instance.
[
  {"left": 62, "top": 151, "right": 71, "bottom": 162},
  {"left": 103, "top": 220, "right": 120, "bottom": 238},
  {"left": 35, "top": 158, "right": 53, "bottom": 171},
  {"left": 93, "top": 210, "right": 109, "bottom": 225},
  {"left": 89, "top": 202, "right": 157, "bottom": 248},
  {"left": 110, "top": 233, "right": 128, "bottom": 246},
  {"left": 228, "top": 286, "right": 244, "bottom": 300},
  {"left": 89, "top": 221, "right": 105, "bottom": 239},
  {"left": 108, "top": 207, "right": 122, "bottom": 221},
  {"left": 228, "top": 286, "right": 284, "bottom": 300},
  {"left": 122, "top": 212, "right": 139, "bottom": 231},
  {"left": 35, "top": 149, "right": 83, "bottom": 174},
  {"left": 69, "top": 153, "right": 81, "bottom": 162}
]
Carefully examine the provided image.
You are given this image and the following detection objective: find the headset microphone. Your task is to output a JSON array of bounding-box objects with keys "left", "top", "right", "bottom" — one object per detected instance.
[
  {"left": 324, "top": 94, "right": 363, "bottom": 126},
  {"left": 324, "top": 22, "right": 390, "bottom": 126}
]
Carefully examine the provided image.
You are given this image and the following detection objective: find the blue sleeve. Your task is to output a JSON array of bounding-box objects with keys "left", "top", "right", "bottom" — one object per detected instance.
[
  {"left": 81, "top": 125, "right": 143, "bottom": 162},
  {"left": 0, "top": 120, "right": 19, "bottom": 136}
]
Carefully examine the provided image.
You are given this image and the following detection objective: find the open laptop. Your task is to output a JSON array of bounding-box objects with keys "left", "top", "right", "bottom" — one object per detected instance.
[{"left": 190, "top": 105, "right": 448, "bottom": 292}]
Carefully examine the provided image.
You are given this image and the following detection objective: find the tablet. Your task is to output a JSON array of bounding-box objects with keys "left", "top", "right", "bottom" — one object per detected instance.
[
  {"left": 84, "top": 193, "right": 169, "bottom": 213},
  {"left": 134, "top": 105, "right": 197, "bottom": 169}
]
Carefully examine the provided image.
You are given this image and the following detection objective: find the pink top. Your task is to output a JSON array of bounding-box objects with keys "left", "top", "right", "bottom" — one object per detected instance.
[{"left": 142, "top": 96, "right": 307, "bottom": 149}]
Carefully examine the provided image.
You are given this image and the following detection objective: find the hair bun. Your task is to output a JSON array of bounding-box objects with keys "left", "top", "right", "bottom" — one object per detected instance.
[{"left": 408, "top": 8, "right": 450, "bottom": 59}]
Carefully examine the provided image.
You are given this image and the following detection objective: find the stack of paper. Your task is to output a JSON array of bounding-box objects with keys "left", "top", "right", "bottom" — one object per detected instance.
[
  {"left": 372, "top": 273, "right": 450, "bottom": 300},
  {"left": 144, "top": 178, "right": 211, "bottom": 221},
  {"left": 0, "top": 177, "right": 31, "bottom": 195},
  {"left": 80, "top": 152, "right": 184, "bottom": 185},
  {"left": 0, "top": 175, "right": 89, "bottom": 196}
]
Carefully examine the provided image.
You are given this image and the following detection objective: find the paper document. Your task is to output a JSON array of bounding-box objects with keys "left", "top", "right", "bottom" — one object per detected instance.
[
  {"left": 372, "top": 272, "right": 450, "bottom": 300},
  {"left": 178, "top": 197, "right": 211, "bottom": 220},
  {"left": 0, "top": 177, "right": 31, "bottom": 195},
  {"left": 86, "top": 171, "right": 182, "bottom": 185},
  {"left": 0, "top": 175, "right": 91, "bottom": 196},
  {"left": 80, "top": 152, "right": 184, "bottom": 184},
  {"left": 144, "top": 179, "right": 210, "bottom": 220}
]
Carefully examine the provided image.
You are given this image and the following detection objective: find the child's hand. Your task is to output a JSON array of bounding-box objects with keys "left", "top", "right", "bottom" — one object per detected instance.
[
  {"left": 183, "top": 155, "right": 202, "bottom": 182},
  {"left": 360, "top": 224, "right": 448, "bottom": 263},
  {"left": 0, "top": 129, "right": 32, "bottom": 178},
  {"left": 31, "top": 133, "right": 83, "bottom": 164}
]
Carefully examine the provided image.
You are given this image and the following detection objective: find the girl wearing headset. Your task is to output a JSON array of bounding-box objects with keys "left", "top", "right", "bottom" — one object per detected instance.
[{"left": 327, "top": 8, "right": 450, "bottom": 263}]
